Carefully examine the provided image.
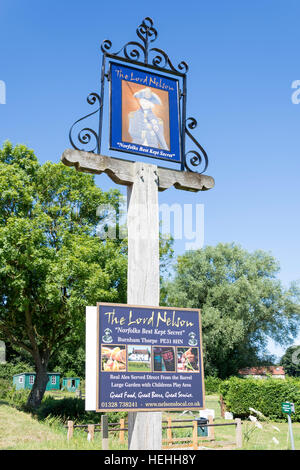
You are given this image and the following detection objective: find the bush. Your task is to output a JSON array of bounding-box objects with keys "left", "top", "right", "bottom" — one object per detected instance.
[
  {"left": 0, "top": 362, "right": 33, "bottom": 410},
  {"left": 35, "top": 396, "right": 127, "bottom": 425},
  {"left": 0, "top": 377, "right": 31, "bottom": 409},
  {"left": 205, "top": 376, "right": 222, "bottom": 394},
  {"left": 220, "top": 376, "right": 300, "bottom": 421},
  {"left": 7, "top": 388, "right": 30, "bottom": 408},
  {"left": 219, "top": 378, "right": 232, "bottom": 399},
  {"left": 0, "top": 380, "right": 30, "bottom": 408},
  {"left": 0, "top": 378, "right": 13, "bottom": 400},
  {"left": 36, "top": 397, "right": 96, "bottom": 423},
  {"left": 0, "top": 361, "right": 33, "bottom": 382}
]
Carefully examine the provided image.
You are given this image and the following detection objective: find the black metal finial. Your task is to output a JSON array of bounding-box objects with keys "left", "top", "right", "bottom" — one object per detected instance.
[
  {"left": 101, "top": 17, "right": 188, "bottom": 75},
  {"left": 136, "top": 17, "right": 158, "bottom": 65}
]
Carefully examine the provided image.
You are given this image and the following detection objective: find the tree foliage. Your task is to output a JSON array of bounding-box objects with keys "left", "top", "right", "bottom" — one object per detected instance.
[
  {"left": 280, "top": 345, "right": 300, "bottom": 377},
  {"left": 0, "top": 142, "right": 127, "bottom": 407},
  {"left": 163, "top": 243, "right": 300, "bottom": 378}
]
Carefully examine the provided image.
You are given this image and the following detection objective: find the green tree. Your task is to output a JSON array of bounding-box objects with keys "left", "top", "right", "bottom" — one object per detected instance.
[
  {"left": 163, "top": 243, "right": 300, "bottom": 378},
  {"left": 0, "top": 142, "right": 127, "bottom": 408},
  {"left": 280, "top": 345, "right": 300, "bottom": 377}
]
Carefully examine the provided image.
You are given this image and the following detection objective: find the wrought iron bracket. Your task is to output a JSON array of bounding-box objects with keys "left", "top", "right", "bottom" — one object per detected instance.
[
  {"left": 68, "top": 17, "right": 209, "bottom": 174},
  {"left": 184, "top": 118, "right": 208, "bottom": 174},
  {"left": 69, "top": 93, "right": 101, "bottom": 154}
]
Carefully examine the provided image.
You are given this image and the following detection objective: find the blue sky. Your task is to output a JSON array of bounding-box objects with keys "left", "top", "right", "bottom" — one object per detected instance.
[{"left": 1, "top": 0, "right": 300, "bottom": 359}]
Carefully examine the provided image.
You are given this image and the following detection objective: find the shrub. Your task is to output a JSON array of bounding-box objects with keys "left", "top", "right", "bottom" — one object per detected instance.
[
  {"left": 221, "top": 376, "right": 300, "bottom": 421},
  {"left": 0, "top": 361, "right": 33, "bottom": 382},
  {"left": 0, "top": 378, "right": 13, "bottom": 400},
  {"left": 205, "top": 376, "right": 222, "bottom": 394},
  {"left": 219, "top": 378, "right": 232, "bottom": 399},
  {"left": 0, "top": 377, "right": 31, "bottom": 408},
  {"left": 36, "top": 397, "right": 95, "bottom": 423},
  {"left": 7, "top": 389, "right": 31, "bottom": 408},
  {"left": 4, "top": 386, "right": 30, "bottom": 408},
  {"left": 35, "top": 396, "right": 127, "bottom": 425}
]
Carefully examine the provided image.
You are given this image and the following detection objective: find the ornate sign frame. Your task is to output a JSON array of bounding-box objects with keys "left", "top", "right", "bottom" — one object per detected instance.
[{"left": 69, "top": 17, "right": 209, "bottom": 174}]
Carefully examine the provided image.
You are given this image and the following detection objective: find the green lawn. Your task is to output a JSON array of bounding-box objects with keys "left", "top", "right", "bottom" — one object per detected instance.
[
  {"left": 0, "top": 401, "right": 126, "bottom": 450},
  {"left": 199, "top": 395, "right": 300, "bottom": 450},
  {"left": 127, "top": 362, "right": 151, "bottom": 372},
  {"left": 0, "top": 395, "right": 299, "bottom": 450}
]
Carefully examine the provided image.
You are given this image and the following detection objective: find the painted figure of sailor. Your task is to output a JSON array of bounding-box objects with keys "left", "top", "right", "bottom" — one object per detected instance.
[{"left": 128, "top": 87, "right": 169, "bottom": 150}]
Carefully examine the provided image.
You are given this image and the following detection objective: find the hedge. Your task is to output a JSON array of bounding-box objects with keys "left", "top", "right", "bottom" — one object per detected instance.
[
  {"left": 204, "top": 376, "right": 222, "bottom": 394},
  {"left": 219, "top": 376, "right": 300, "bottom": 421}
]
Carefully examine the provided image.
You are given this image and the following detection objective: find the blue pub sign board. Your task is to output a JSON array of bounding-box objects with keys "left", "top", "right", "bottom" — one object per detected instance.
[
  {"left": 96, "top": 303, "right": 205, "bottom": 412},
  {"left": 110, "top": 62, "right": 181, "bottom": 164}
]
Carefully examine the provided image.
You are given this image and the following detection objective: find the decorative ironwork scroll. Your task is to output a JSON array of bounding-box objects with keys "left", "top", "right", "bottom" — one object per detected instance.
[
  {"left": 184, "top": 118, "right": 208, "bottom": 174},
  {"left": 68, "top": 17, "right": 209, "bottom": 174},
  {"left": 69, "top": 93, "right": 101, "bottom": 154}
]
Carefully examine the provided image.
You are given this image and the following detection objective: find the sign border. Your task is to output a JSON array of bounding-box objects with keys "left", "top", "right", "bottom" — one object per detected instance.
[
  {"left": 95, "top": 302, "right": 205, "bottom": 413},
  {"left": 109, "top": 61, "right": 182, "bottom": 165}
]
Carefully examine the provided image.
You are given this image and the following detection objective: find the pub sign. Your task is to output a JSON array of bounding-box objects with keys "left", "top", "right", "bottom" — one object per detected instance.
[
  {"left": 110, "top": 62, "right": 181, "bottom": 163},
  {"left": 69, "top": 17, "right": 209, "bottom": 174}
]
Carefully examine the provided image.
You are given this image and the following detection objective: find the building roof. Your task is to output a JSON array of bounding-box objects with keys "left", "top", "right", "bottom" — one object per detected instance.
[
  {"left": 130, "top": 349, "right": 150, "bottom": 354},
  {"left": 13, "top": 372, "right": 61, "bottom": 377},
  {"left": 238, "top": 366, "right": 285, "bottom": 376},
  {"left": 62, "top": 377, "right": 80, "bottom": 380}
]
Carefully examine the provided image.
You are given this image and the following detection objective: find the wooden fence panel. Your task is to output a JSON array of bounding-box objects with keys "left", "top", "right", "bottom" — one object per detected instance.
[{"left": 65, "top": 415, "right": 242, "bottom": 450}]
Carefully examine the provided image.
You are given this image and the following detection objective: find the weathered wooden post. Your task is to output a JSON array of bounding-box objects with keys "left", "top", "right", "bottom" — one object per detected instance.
[
  {"left": 167, "top": 417, "right": 173, "bottom": 446},
  {"left": 127, "top": 162, "right": 160, "bottom": 307},
  {"left": 192, "top": 420, "right": 198, "bottom": 450},
  {"left": 62, "top": 148, "right": 213, "bottom": 450},
  {"left": 101, "top": 414, "right": 109, "bottom": 450},
  {"left": 220, "top": 394, "right": 226, "bottom": 418},
  {"left": 119, "top": 418, "right": 125, "bottom": 444},
  {"left": 67, "top": 420, "right": 74, "bottom": 440},
  {"left": 208, "top": 415, "right": 215, "bottom": 441},
  {"left": 63, "top": 16, "right": 214, "bottom": 452},
  {"left": 87, "top": 424, "right": 95, "bottom": 442},
  {"left": 127, "top": 161, "right": 161, "bottom": 450},
  {"left": 235, "top": 418, "right": 242, "bottom": 449}
]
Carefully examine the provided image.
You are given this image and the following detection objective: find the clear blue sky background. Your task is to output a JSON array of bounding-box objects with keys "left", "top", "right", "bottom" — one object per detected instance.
[{"left": 1, "top": 0, "right": 300, "bottom": 359}]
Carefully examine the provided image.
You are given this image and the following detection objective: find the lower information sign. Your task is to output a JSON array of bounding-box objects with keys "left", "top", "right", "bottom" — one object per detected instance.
[{"left": 96, "top": 303, "right": 205, "bottom": 412}]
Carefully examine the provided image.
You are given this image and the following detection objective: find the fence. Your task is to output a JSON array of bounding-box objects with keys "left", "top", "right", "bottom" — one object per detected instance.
[
  {"left": 162, "top": 416, "right": 215, "bottom": 449},
  {"left": 75, "top": 389, "right": 85, "bottom": 399},
  {"left": 65, "top": 415, "right": 242, "bottom": 450},
  {"left": 162, "top": 416, "right": 242, "bottom": 449}
]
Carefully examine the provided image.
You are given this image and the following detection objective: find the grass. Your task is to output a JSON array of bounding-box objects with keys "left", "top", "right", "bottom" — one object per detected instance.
[
  {"left": 162, "top": 395, "right": 300, "bottom": 450},
  {"left": 127, "top": 362, "right": 151, "bottom": 372},
  {"left": 0, "top": 394, "right": 299, "bottom": 450},
  {"left": 198, "top": 395, "right": 300, "bottom": 450},
  {"left": 0, "top": 401, "right": 68, "bottom": 450},
  {"left": 0, "top": 401, "right": 126, "bottom": 450}
]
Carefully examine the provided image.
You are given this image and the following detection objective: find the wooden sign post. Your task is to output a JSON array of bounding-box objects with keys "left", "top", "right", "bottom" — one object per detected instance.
[
  {"left": 126, "top": 162, "right": 160, "bottom": 450},
  {"left": 63, "top": 17, "right": 214, "bottom": 450},
  {"left": 62, "top": 149, "right": 213, "bottom": 450}
]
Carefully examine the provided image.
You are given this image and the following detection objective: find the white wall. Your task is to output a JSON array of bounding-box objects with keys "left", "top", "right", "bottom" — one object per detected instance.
[{"left": 85, "top": 306, "right": 97, "bottom": 410}]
